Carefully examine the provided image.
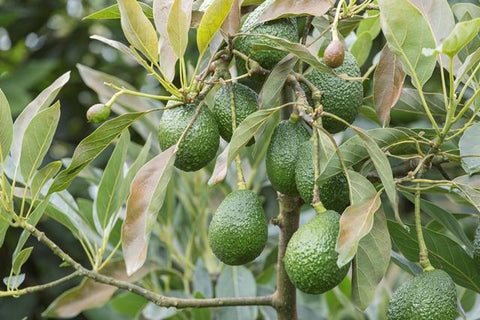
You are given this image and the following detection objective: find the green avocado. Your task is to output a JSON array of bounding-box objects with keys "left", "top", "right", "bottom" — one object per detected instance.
[
  {"left": 473, "top": 224, "right": 480, "bottom": 266},
  {"left": 303, "top": 52, "right": 363, "bottom": 133},
  {"left": 387, "top": 269, "right": 457, "bottom": 320},
  {"left": 158, "top": 103, "right": 219, "bottom": 172},
  {"left": 208, "top": 190, "right": 268, "bottom": 265},
  {"left": 266, "top": 120, "right": 310, "bottom": 196},
  {"left": 213, "top": 83, "right": 258, "bottom": 143},
  {"left": 295, "top": 140, "right": 350, "bottom": 212},
  {"left": 284, "top": 210, "right": 350, "bottom": 294},
  {"left": 234, "top": 1, "right": 298, "bottom": 73}
]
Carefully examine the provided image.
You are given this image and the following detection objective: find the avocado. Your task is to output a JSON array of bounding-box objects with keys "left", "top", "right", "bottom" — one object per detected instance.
[
  {"left": 266, "top": 120, "right": 310, "bottom": 196},
  {"left": 284, "top": 210, "right": 350, "bottom": 294},
  {"left": 158, "top": 103, "right": 219, "bottom": 172},
  {"left": 387, "top": 269, "right": 457, "bottom": 320},
  {"left": 213, "top": 83, "right": 258, "bottom": 143},
  {"left": 208, "top": 190, "right": 268, "bottom": 265},
  {"left": 474, "top": 224, "right": 480, "bottom": 266},
  {"left": 295, "top": 140, "right": 350, "bottom": 212},
  {"left": 234, "top": 1, "right": 298, "bottom": 73},
  {"left": 303, "top": 52, "right": 363, "bottom": 133}
]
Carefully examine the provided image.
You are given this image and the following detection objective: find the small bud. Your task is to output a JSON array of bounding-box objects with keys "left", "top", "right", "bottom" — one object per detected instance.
[
  {"left": 323, "top": 40, "right": 345, "bottom": 68},
  {"left": 86, "top": 103, "right": 111, "bottom": 123}
]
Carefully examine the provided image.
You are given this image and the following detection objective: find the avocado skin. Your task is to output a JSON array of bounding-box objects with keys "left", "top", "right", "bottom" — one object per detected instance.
[
  {"left": 158, "top": 104, "right": 219, "bottom": 172},
  {"left": 295, "top": 140, "right": 350, "bottom": 212},
  {"left": 208, "top": 190, "right": 268, "bottom": 265},
  {"left": 234, "top": 0, "right": 298, "bottom": 74},
  {"left": 266, "top": 120, "right": 310, "bottom": 196},
  {"left": 473, "top": 225, "right": 480, "bottom": 266},
  {"left": 387, "top": 269, "right": 457, "bottom": 320},
  {"left": 284, "top": 210, "right": 350, "bottom": 294},
  {"left": 303, "top": 52, "right": 363, "bottom": 133},
  {"left": 213, "top": 83, "right": 258, "bottom": 143}
]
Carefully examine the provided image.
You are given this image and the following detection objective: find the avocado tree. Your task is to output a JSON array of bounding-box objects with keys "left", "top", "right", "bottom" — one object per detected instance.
[{"left": 1, "top": 0, "right": 480, "bottom": 319}]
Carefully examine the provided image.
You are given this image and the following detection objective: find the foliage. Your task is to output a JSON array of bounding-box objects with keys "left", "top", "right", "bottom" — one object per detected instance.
[{"left": 0, "top": 0, "right": 480, "bottom": 319}]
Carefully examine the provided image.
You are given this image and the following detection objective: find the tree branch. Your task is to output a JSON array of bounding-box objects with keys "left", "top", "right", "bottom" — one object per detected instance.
[
  {"left": 18, "top": 221, "right": 274, "bottom": 309},
  {"left": 0, "top": 271, "right": 81, "bottom": 297},
  {"left": 272, "top": 194, "right": 302, "bottom": 320}
]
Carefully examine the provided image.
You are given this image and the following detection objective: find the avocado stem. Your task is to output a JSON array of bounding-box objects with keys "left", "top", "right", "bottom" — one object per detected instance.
[{"left": 414, "top": 187, "right": 434, "bottom": 271}]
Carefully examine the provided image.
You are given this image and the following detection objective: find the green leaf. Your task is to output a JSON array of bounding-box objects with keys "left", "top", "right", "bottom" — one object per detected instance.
[
  {"left": 11, "top": 72, "right": 70, "bottom": 165},
  {"left": 353, "top": 127, "right": 399, "bottom": 218},
  {"left": 49, "top": 111, "right": 147, "bottom": 194},
  {"left": 378, "top": 0, "right": 436, "bottom": 87},
  {"left": 0, "top": 89, "right": 13, "bottom": 161},
  {"left": 388, "top": 220, "right": 480, "bottom": 293},
  {"left": 337, "top": 190, "right": 382, "bottom": 267},
  {"left": 90, "top": 35, "right": 138, "bottom": 61},
  {"left": 259, "top": 55, "right": 297, "bottom": 109},
  {"left": 20, "top": 102, "right": 61, "bottom": 183},
  {"left": 0, "top": 218, "right": 8, "bottom": 247},
  {"left": 208, "top": 144, "right": 230, "bottom": 186},
  {"left": 122, "top": 146, "right": 176, "bottom": 276},
  {"left": 193, "top": 259, "right": 213, "bottom": 298},
  {"left": 459, "top": 123, "right": 480, "bottom": 175},
  {"left": 30, "top": 161, "right": 62, "bottom": 200},
  {"left": 352, "top": 210, "right": 391, "bottom": 310},
  {"left": 83, "top": 2, "right": 153, "bottom": 20},
  {"left": 320, "top": 128, "right": 414, "bottom": 182},
  {"left": 391, "top": 251, "right": 422, "bottom": 276},
  {"left": 109, "top": 292, "right": 147, "bottom": 317},
  {"left": 95, "top": 131, "right": 129, "bottom": 230},
  {"left": 43, "top": 260, "right": 148, "bottom": 318},
  {"left": 117, "top": 0, "right": 159, "bottom": 63},
  {"left": 455, "top": 48, "right": 480, "bottom": 88},
  {"left": 317, "top": 129, "right": 336, "bottom": 174},
  {"left": 252, "top": 34, "right": 332, "bottom": 74},
  {"left": 197, "top": 0, "right": 234, "bottom": 55},
  {"left": 442, "top": 18, "right": 480, "bottom": 57},
  {"left": 402, "top": 191, "right": 473, "bottom": 252},
  {"left": 167, "top": 0, "right": 193, "bottom": 59},
  {"left": 12, "top": 247, "right": 33, "bottom": 275},
  {"left": 351, "top": 32, "right": 372, "bottom": 67},
  {"left": 216, "top": 266, "right": 257, "bottom": 320},
  {"left": 228, "top": 106, "right": 284, "bottom": 164}
]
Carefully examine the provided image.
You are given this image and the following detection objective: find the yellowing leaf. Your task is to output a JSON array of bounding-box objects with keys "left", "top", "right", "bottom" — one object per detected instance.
[
  {"left": 167, "top": 0, "right": 193, "bottom": 59},
  {"left": 336, "top": 192, "right": 382, "bottom": 267},
  {"left": 153, "top": 0, "right": 177, "bottom": 80},
  {"left": 117, "top": 0, "right": 159, "bottom": 63},
  {"left": 0, "top": 89, "right": 13, "bottom": 161},
  {"left": 373, "top": 45, "right": 405, "bottom": 127},
  {"left": 197, "top": 0, "right": 234, "bottom": 55},
  {"left": 256, "top": 0, "right": 330, "bottom": 24},
  {"left": 122, "top": 146, "right": 176, "bottom": 276}
]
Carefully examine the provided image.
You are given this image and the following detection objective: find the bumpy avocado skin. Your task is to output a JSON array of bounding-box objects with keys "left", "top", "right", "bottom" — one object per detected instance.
[
  {"left": 387, "top": 269, "right": 457, "bottom": 320},
  {"left": 213, "top": 83, "right": 258, "bottom": 143},
  {"left": 303, "top": 52, "right": 363, "bottom": 133},
  {"left": 158, "top": 104, "right": 219, "bottom": 172},
  {"left": 266, "top": 120, "right": 310, "bottom": 196},
  {"left": 234, "top": 0, "right": 298, "bottom": 73},
  {"left": 208, "top": 190, "right": 268, "bottom": 265},
  {"left": 473, "top": 225, "right": 480, "bottom": 266},
  {"left": 284, "top": 210, "right": 350, "bottom": 294},
  {"left": 295, "top": 140, "right": 350, "bottom": 212}
]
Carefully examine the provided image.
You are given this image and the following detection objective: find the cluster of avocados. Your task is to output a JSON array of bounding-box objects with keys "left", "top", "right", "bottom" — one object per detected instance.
[{"left": 156, "top": 3, "right": 459, "bottom": 318}]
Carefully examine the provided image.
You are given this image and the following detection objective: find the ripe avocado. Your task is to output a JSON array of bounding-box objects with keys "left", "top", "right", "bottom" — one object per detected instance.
[
  {"left": 387, "top": 269, "right": 457, "bottom": 320},
  {"left": 158, "top": 103, "right": 219, "bottom": 172},
  {"left": 303, "top": 52, "right": 363, "bottom": 133},
  {"left": 234, "top": 1, "right": 298, "bottom": 73},
  {"left": 208, "top": 190, "right": 268, "bottom": 265},
  {"left": 295, "top": 140, "right": 350, "bottom": 212},
  {"left": 284, "top": 210, "right": 350, "bottom": 294},
  {"left": 266, "top": 120, "right": 310, "bottom": 196},
  {"left": 213, "top": 83, "right": 258, "bottom": 143}
]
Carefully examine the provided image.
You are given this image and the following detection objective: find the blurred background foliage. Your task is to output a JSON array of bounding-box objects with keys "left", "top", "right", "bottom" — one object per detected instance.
[{"left": 0, "top": 0, "right": 479, "bottom": 319}]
